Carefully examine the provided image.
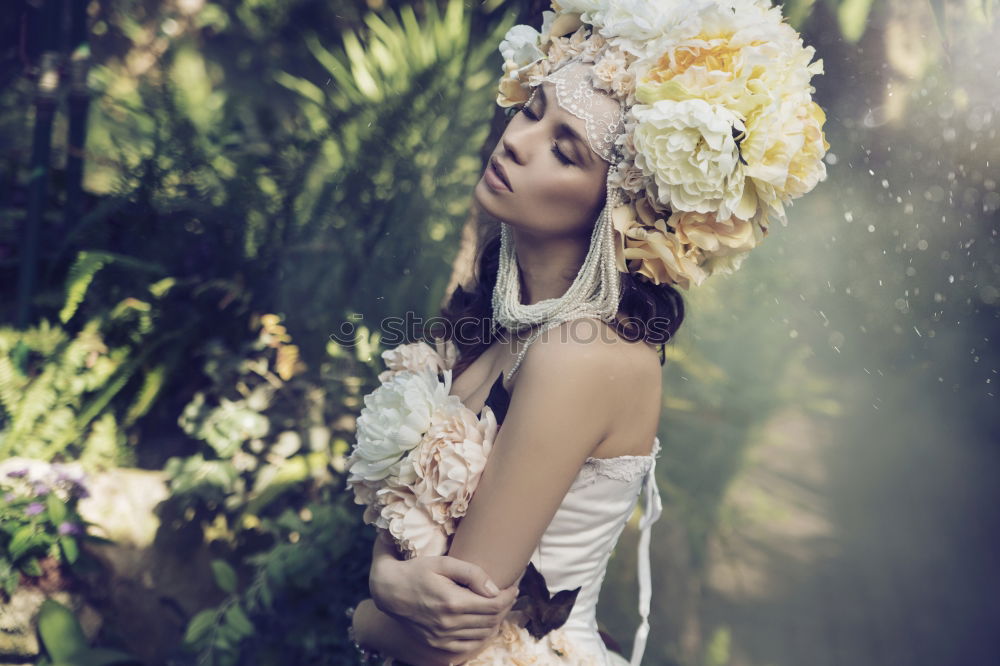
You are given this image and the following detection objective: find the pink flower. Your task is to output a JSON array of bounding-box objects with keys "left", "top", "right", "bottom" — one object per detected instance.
[
  {"left": 377, "top": 488, "right": 448, "bottom": 558},
  {"left": 412, "top": 403, "right": 498, "bottom": 531},
  {"left": 377, "top": 339, "right": 456, "bottom": 383}
]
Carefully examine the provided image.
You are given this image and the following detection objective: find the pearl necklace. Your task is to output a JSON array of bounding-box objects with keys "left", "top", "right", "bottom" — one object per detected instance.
[{"left": 492, "top": 170, "right": 623, "bottom": 384}]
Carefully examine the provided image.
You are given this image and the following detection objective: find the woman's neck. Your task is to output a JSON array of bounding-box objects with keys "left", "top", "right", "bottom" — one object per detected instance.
[{"left": 510, "top": 226, "right": 589, "bottom": 306}]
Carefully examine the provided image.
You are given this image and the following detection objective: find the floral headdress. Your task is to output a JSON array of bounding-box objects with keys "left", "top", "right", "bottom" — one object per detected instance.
[{"left": 495, "top": 0, "right": 830, "bottom": 292}]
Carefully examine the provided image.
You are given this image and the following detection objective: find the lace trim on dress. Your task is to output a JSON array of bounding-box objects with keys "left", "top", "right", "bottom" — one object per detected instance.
[{"left": 571, "top": 436, "right": 661, "bottom": 490}]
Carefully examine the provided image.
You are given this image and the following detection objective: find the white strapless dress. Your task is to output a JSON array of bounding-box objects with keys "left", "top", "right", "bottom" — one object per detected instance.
[
  {"left": 525, "top": 436, "right": 663, "bottom": 665},
  {"left": 458, "top": 371, "right": 664, "bottom": 665}
]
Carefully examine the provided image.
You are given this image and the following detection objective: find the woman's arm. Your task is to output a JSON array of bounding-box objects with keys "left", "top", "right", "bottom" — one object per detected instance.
[
  {"left": 353, "top": 597, "right": 511, "bottom": 666},
  {"left": 368, "top": 531, "right": 520, "bottom": 651},
  {"left": 353, "top": 598, "right": 465, "bottom": 666},
  {"left": 445, "top": 322, "right": 623, "bottom": 589},
  {"left": 362, "top": 320, "right": 625, "bottom": 664}
]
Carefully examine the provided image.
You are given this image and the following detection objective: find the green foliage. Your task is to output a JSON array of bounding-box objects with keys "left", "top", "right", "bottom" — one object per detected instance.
[
  {"left": 269, "top": 0, "right": 515, "bottom": 338},
  {"left": 832, "top": 0, "right": 875, "bottom": 42},
  {"left": 163, "top": 313, "right": 364, "bottom": 527},
  {"left": 0, "top": 460, "right": 108, "bottom": 600},
  {"left": 0, "top": 318, "right": 130, "bottom": 465},
  {"left": 36, "top": 599, "right": 140, "bottom": 666},
  {"left": 179, "top": 491, "right": 373, "bottom": 665},
  {"left": 160, "top": 312, "right": 385, "bottom": 662}
]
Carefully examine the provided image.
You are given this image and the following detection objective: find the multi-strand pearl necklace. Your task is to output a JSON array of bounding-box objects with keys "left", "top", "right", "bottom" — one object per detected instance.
[{"left": 491, "top": 171, "right": 623, "bottom": 384}]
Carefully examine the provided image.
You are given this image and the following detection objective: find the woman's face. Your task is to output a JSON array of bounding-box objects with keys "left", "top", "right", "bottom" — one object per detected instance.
[{"left": 474, "top": 80, "right": 612, "bottom": 238}]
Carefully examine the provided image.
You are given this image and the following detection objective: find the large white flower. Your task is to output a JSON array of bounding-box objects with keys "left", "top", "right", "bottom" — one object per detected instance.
[
  {"left": 500, "top": 24, "right": 545, "bottom": 66},
  {"left": 597, "top": 0, "right": 714, "bottom": 57},
  {"left": 553, "top": 0, "right": 609, "bottom": 27},
  {"left": 346, "top": 369, "right": 457, "bottom": 482},
  {"left": 630, "top": 98, "right": 755, "bottom": 220}
]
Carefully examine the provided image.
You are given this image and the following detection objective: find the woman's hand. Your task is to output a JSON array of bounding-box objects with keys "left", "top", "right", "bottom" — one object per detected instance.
[{"left": 369, "top": 536, "right": 520, "bottom": 656}]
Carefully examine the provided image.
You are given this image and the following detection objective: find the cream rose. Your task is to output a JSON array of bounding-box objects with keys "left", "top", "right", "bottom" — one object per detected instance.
[
  {"left": 378, "top": 339, "right": 454, "bottom": 383},
  {"left": 497, "top": 59, "right": 532, "bottom": 107},
  {"left": 591, "top": 47, "right": 635, "bottom": 100},
  {"left": 462, "top": 619, "right": 601, "bottom": 664},
  {"left": 667, "top": 209, "right": 759, "bottom": 256},
  {"left": 630, "top": 98, "right": 755, "bottom": 220}
]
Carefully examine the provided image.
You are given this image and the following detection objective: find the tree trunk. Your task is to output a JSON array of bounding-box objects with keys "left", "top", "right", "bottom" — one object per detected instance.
[
  {"left": 64, "top": 0, "right": 91, "bottom": 230},
  {"left": 16, "top": 0, "right": 61, "bottom": 330}
]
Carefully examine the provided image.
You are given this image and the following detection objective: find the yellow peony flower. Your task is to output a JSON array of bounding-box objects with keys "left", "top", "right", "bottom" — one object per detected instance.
[
  {"left": 667, "top": 209, "right": 758, "bottom": 255},
  {"left": 742, "top": 94, "right": 829, "bottom": 226},
  {"left": 612, "top": 201, "right": 708, "bottom": 290}
]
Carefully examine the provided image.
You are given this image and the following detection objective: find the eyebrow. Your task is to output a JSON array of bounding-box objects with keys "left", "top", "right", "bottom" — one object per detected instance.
[{"left": 535, "top": 86, "right": 593, "bottom": 167}]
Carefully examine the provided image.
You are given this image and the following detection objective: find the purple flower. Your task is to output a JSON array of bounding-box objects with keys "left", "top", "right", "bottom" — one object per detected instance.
[
  {"left": 3, "top": 492, "right": 16, "bottom": 502},
  {"left": 5, "top": 468, "right": 28, "bottom": 478},
  {"left": 30, "top": 481, "right": 50, "bottom": 497},
  {"left": 58, "top": 522, "right": 83, "bottom": 536},
  {"left": 25, "top": 502, "right": 45, "bottom": 516}
]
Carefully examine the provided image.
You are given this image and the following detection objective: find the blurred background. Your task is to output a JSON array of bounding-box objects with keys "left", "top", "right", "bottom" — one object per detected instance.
[{"left": 0, "top": 0, "right": 998, "bottom": 664}]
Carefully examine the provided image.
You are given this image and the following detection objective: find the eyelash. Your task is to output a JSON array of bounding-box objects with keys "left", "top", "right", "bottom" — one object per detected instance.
[{"left": 520, "top": 105, "right": 575, "bottom": 166}]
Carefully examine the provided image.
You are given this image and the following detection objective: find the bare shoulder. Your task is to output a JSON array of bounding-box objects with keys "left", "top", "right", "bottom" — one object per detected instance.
[{"left": 515, "top": 319, "right": 661, "bottom": 425}]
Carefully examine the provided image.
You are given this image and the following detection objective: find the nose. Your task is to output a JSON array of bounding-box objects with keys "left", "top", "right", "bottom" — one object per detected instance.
[
  {"left": 500, "top": 131, "right": 525, "bottom": 165},
  {"left": 500, "top": 111, "right": 545, "bottom": 165}
]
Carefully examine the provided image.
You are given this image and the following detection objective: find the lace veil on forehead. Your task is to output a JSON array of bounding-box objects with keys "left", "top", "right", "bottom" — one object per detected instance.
[
  {"left": 492, "top": 58, "right": 627, "bottom": 383},
  {"left": 529, "top": 59, "right": 625, "bottom": 165}
]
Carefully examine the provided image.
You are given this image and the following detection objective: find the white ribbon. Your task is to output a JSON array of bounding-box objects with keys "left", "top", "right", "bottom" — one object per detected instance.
[{"left": 629, "top": 450, "right": 663, "bottom": 665}]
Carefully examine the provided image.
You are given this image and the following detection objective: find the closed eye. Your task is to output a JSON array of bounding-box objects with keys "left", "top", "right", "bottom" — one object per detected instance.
[
  {"left": 551, "top": 143, "right": 573, "bottom": 165},
  {"left": 520, "top": 106, "right": 575, "bottom": 166}
]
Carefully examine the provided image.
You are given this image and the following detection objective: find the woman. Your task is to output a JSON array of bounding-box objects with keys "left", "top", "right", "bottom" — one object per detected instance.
[{"left": 348, "top": 1, "right": 828, "bottom": 663}]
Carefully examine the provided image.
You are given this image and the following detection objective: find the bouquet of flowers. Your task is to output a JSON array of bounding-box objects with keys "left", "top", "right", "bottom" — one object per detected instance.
[
  {"left": 497, "top": 0, "right": 830, "bottom": 290},
  {"left": 345, "top": 337, "right": 497, "bottom": 559},
  {"left": 345, "top": 339, "right": 597, "bottom": 664}
]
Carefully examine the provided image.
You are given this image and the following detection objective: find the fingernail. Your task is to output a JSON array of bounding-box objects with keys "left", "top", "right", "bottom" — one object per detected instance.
[{"left": 485, "top": 581, "right": 500, "bottom": 596}]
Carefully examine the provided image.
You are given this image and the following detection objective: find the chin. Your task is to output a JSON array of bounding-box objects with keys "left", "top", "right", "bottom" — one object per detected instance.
[{"left": 472, "top": 179, "right": 511, "bottom": 223}]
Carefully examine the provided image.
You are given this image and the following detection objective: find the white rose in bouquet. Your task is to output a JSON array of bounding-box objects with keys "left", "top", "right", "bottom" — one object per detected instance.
[
  {"left": 346, "top": 339, "right": 499, "bottom": 558},
  {"left": 347, "top": 369, "right": 452, "bottom": 483}
]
